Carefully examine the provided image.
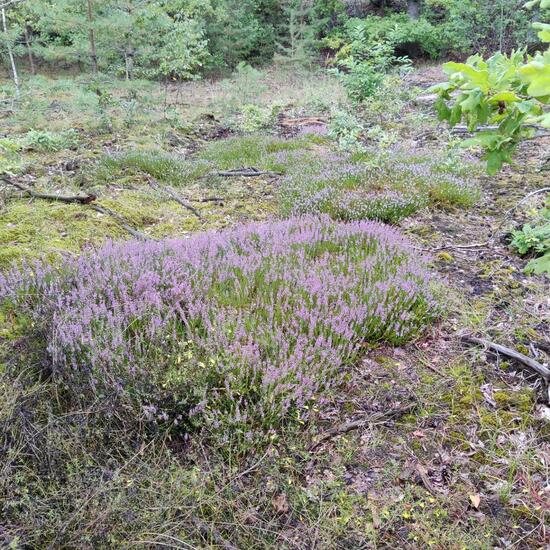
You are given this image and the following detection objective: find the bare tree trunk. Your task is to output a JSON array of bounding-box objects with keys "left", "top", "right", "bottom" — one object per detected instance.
[
  {"left": 124, "top": 45, "right": 134, "bottom": 80},
  {"left": 86, "top": 0, "right": 98, "bottom": 73},
  {"left": 24, "top": 24, "right": 35, "bottom": 75},
  {"left": 124, "top": 1, "right": 134, "bottom": 80},
  {"left": 1, "top": 7, "right": 19, "bottom": 97},
  {"left": 407, "top": 0, "right": 420, "bottom": 19}
]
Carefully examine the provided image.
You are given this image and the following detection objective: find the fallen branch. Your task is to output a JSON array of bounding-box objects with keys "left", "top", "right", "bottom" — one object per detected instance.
[
  {"left": 146, "top": 176, "right": 203, "bottom": 220},
  {"left": 192, "top": 196, "right": 224, "bottom": 203},
  {"left": 90, "top": 204, "right": 148, "bottom": 241},
  {"left": 462, "top": 335, "right": 550, "bottom": 383},
  {"left": 309, "top": 404, "right": 415, "bottom": 452},
  {"left": 217, "top": 167, "right": 282, "bottom": 178},
  {"left": 451, "top": 124, "right": 548, "bottom": 137},
  {"left": 419, "top": 241, "right": 490, "bottom": 253},
  {"left": 1, "top": 176, "right": 96, "bottom": 204},
  {"left": 279, "top": 116, "right": 327, "bottom": 127}
]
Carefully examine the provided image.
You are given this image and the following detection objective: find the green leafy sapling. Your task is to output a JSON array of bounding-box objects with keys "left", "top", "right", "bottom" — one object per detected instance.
[{"left": 429, "top": 3, "right": 550, "bottom": 174}]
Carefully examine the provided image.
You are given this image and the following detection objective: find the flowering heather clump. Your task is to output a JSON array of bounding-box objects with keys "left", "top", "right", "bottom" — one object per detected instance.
[
  {"left": 0, "top": 217, "right": 437, "bottom": 442},
  {"left": 278, "top": 147, "right": 480, "bottom": 223},
  {"left": 336, "top": 191, "right": 426, "bottom": 224}
]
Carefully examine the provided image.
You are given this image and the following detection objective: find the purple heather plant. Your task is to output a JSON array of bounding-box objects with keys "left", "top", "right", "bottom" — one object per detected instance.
[
  {"left": 277, "top": 146, "right": 480, "bottom": 223},
  {"left": 1, "top": 216, "right": 437, "bottom": 443}
]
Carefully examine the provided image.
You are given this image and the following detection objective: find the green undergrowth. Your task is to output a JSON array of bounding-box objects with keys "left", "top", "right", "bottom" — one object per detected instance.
[
  {"left": 196, "top": 133, "right": 326, "bottom": 171},
  {"left": 95, "top": 150, "right": 212, "bottom": 187},
  {"left": 511, "top": 195, "right": 550, "bottom": 275}
]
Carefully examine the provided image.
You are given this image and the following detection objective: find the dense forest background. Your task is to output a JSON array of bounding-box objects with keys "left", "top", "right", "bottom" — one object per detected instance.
[{"left": 0, "top": 0, "right": 545, "bottom": 82}]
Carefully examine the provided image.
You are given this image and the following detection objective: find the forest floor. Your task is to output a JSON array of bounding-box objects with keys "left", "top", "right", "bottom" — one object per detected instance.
[{"left": 0, "top": 65, "right": 549, "bottom": 548}]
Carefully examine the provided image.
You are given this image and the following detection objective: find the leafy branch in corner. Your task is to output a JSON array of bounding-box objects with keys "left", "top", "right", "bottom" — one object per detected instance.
[{"left": 428, "top": 6, "right": 550, "bottom": 175}]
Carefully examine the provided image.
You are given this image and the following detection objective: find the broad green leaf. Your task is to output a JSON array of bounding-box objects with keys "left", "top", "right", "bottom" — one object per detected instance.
[
  {"left": 442, "top": 62, "right": 490, "bottom": 92},
  {"left": 536, "top": 112, "right": 550, "bottom": 127},
  {"left": 526, "top": 253, "right": 550, "bottom": 275},
  {"left": 486, "top": 150, "right": 505, "bottom": 175},
  {"left": 426, "top": 82, "right": 454, "bottom": 94},
  {"left": 519, "top": 60, "right": 550, "bottom": 98},
  {"left": 435, "top": 97, "right": 451, "bottom": 120},
  {"left": 525, "top": 0, "right": 550, "bottom": 8},
  {"left": 489, "top": 91, "right": 521, "bottom": 103},
  {"left": 460, "top": 89, "right": 483, "bottom": 111},
  {"left": 533, "top": 22, "right": 550, "bottom": 43},
  {"left": 449, "top": 103, "right": 463, "bottom": 126}
]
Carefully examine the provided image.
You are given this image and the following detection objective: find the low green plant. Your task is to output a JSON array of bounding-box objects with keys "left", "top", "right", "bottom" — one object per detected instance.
[
  {"left": 0, "top": 138, "right": 21, "bottom": 174},
  {"left": 511, "top": 197, "right": 550, "bottom": 274},
  {"left": 22, "top": 129, "right": 79, "bottom": 153},
  {"left": 198, "top": 134, "right": 312, "bottom": 170},
  {"left": 97, "top": 150, "right": 211, "bottom": 185},
  {"left": 328, "top": 110, "right": 366, "bottom": 153},
  {"left": 238, "top": 104, "right": 273, "bottom": 132}
]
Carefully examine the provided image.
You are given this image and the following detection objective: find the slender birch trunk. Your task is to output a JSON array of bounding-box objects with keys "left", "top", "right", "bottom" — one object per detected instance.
[{"left": 86, "top": 0, "right": 98, "bottom": 73}]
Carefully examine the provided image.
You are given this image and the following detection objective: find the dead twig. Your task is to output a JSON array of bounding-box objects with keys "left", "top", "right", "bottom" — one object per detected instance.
[
  {"left": 309, "top": 404, "right": 415, "bottom": 452},
  {"left": 192, "top": 196, "right": 224, "bottom": 203},
  {"left": 1, "top": 175, "right": 96, "bottom": 204},
  {"left": 451, "top": 124, "right": 548, "bottom": 138},
  {"left": 462, "top": 335, "right": 550, "bottom": 383},
  {"left": 217, "top": 167, "right": 282, "bottom": 178},
  {"left": 146, "top": 176, "right": 203, "bottom": 220},
  {"left": 418, "top": 241, "right": 490, "bottom": 253},
  {"left": 90, "top": 204, "right": 148, "bottom": 241},
  {"left": 279, "top": 116, "right": 327, "bottom": 127}
]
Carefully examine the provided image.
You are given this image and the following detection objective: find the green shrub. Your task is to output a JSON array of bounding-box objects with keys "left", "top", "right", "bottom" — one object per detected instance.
[
  {"left": 0, "top": 138, "right": 21, "bottom": 174},
  {"left": 511, "top": 197, "right": 550, "bottom": 275},
  {"left": 23, "top": 129, "right": 79, "bottom": 153},
  {"left": 238, "top": 104, "right": 273, "bottom": 132},
  {"left": 328, "top": 110, "right": 366, "bottom": 152}
]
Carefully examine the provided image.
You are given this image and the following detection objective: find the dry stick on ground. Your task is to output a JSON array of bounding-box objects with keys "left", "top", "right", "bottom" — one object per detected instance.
[
  {"left": 462, "top": 335, "right": 550, "bottom": 384},
  {"left": 309, "top": 404, "right": 416, "bottom": 452},
  {"left": 191, "top": 196, "right": 225, "bottom": 203},
  {"left": 146, "top": 176, "right": 203, "bottom": 220},
  {"left": 89, "top": 204, "right": 148, "bottom": 241},
  {"left": 1, "top": 176, "right": 97, "bottom": 204},
  {"left": 451, "top": 124, "right": 549, "bottom": 138},
  {"left": 217, "top": 167, "right": 282, "bottom": 178}
]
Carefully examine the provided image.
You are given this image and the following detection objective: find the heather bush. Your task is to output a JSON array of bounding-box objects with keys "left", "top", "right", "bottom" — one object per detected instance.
[
  {"left": 1, "top": 216, "right": 437, "bottom": 445},
  {"left": 278, "top": 148, "right": 479, "bottom": 223}
]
